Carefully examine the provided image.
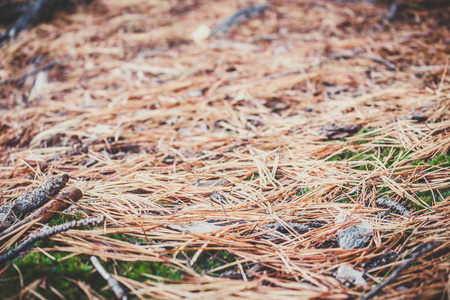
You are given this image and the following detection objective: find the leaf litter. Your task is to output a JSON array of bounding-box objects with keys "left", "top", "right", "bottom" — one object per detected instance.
[{"left": 0, "top": 0, "right": 449, "bottom": 299}]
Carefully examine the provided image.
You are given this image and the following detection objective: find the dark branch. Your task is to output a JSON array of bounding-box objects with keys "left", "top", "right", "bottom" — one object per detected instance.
[{"left": 0, "top": 216, "right": 104, "bottom": 266}]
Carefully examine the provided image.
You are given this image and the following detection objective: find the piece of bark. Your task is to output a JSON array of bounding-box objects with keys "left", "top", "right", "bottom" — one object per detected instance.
[
  {"left": 0, "top": 174, "right": 69, "bottom": 229},
  {"left": 335, "top": 212, "right": 373, "bottom": 249},
  {"left": 266, "top": 222, "right": 310, "bottom": 234},
  {"left": 335, "top": 264, "right": 366, "bottom": 287},
  {"left": 0, "top": 216, "right": 104, "bottom": 266},
  {"left": 0, "top": 182, "right": 88, "bottom": 240},
  {"left": 318, "top": 124, "right": 360, "bottom": 140},
  {"left": 376, "top": 197, "right": 410, "bottom": 216},
  {"left": 361, "top": 250, "right": 399, "bottom": 270},
  {"left": 405, "top": 114, "right": 428, "bottom": 123}
]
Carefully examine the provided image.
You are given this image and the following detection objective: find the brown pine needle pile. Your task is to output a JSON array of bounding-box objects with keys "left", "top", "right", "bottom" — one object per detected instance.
[{"left": 0, "top": 0, "right": 449, "bottom": 299}]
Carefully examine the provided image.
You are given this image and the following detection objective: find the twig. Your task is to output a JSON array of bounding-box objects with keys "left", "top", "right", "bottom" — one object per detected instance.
[
  {"left": 318, "top": 124, "right": 360, "bottom": 140},
  {"left": 210, "top": 191, "right": 228, "bottom": 220},
  {"left": 0, "top": 183, "right": 88, "bottom": 240},
  {"left": 210, "top": 4, "right": 268, "bottom": 37},
  {"left": 361, "top": 242, "right": 439, "bottom": 300},
  {"left": 219, "top": 263, "right": 261, "bottom": 279},
  {"left": 0, "top": 56, "right": 72, "bottom": 86},
  {"left": 407, "top": 65, "right": 447, "bottom": 73},
  {"left": 385, "top": 0, "right": 400, "bottom": 21},
  {"left": 90, "top": 256, "right": 128, "bottom": 300},
  {"left": 0, "top": 0, "right": 60, "bottom": 46},
  {"left": 0, "top": 174, "right": 69, "bottom": 229},
  {"left": 0, "top": 216, "right": 104, "bottom": 266},
  {"left": 262, "top": 68, "right": 302, "bottom": 80},
  {"left": 331, "top": 53, "right": 396, "bottom": 70}
]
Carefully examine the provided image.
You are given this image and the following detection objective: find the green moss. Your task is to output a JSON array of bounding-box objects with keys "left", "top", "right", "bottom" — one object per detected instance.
[
  {"left": 415, "top": 189, "right": 450, "bottom": 207},
  {"left": 176, "top": 250, "right": 237, "bottom": 275},
  {"left": 334, "top": 192, "right": 356, "bottom": 204},
  {"left": 328, "top": 148, "right": 379, "bottom": 162},
  {"left": 296, "top": 187, "right": 311, "bottom": 196},
  {"left": 326, "top": 146, "right": 418, "bottom": 171},
  {"left": 0, "top": 251, "right": 186, "bottom": 298},
  {"left": 0, "top": 220, "right": 189, "bottom": 298},
  {"left": 377, "top": 187, "right": 390, "bottom": 194},
  {"left": 411, "top": 160, "right": 425, "bottom": 166},
  {"left": 125, "top": 260, "right": 184, "bottom": 281},
  {"left": 326, "top": 150, "right": 357, "bottom": 161},
  {"left": 429, "top": 153, "right": 450, "bottom": 167},
  {"left": 47, "top": 213, "right": 84, "bottom": 227},
  {"left": 0, "top": 253, "right": 110, "bottom": 299},
  {"left": 378, "top": 147, "right": 411, "bottom": 167},
  {"left": 0, "top": 232, "right": 236, "bottom": 298},
  {"left": 326, "top": 148, "right": 377, "bottom": 171},
  {"left": 409, "top": 153, "right": 449, "bottom": 168},
  {"left": 198, "top": 250, "right": 236, "bottom": 274},
  {"left": 106, "top": 232, "right": 143, "bottom": 244},
  {"left": 408, "top": 153, "right": 449, "bottom": 208},
  {"left": 245, "top": 173, "right": 259, "bottom": 181}
]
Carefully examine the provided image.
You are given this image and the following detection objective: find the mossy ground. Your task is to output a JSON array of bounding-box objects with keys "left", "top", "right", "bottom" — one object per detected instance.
[{"left": 1, "top": 231, "right": 236, "bottom": 298}]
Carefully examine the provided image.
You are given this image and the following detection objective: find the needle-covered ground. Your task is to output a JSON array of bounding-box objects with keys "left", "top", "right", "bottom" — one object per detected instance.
[{"left": 0, "top": 0, "right": 449, "bottom": 299}]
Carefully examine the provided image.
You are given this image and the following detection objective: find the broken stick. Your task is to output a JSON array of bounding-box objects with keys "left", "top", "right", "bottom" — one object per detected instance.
[
  {"left": 331, "top": 53, "right": 396, "bottom": 71},
  {"left": 0, "top": 182, "right": 88, "bottom": 241},
  {"left": 0, "top": 174, "right": 69, "bottom": 229},
  {"left": 0, "top": 56, "right": 72, "bottom": 87},
  {"left": 90, "top": 256, "right": 128, "bottom": 300},
  {"left": 0, "top": 216, "right": 104, "bottom": 266},
  {"left": 361, "top": 242, "right": 439, "bottom": 300},
  {"left": 210, "top": 4, "right": 268, "bottom": 37}
]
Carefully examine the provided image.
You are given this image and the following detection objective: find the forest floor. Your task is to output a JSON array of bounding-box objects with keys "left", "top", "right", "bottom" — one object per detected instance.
[{"left": 0, "top": 0, "right": 449, "bottom": 299}]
